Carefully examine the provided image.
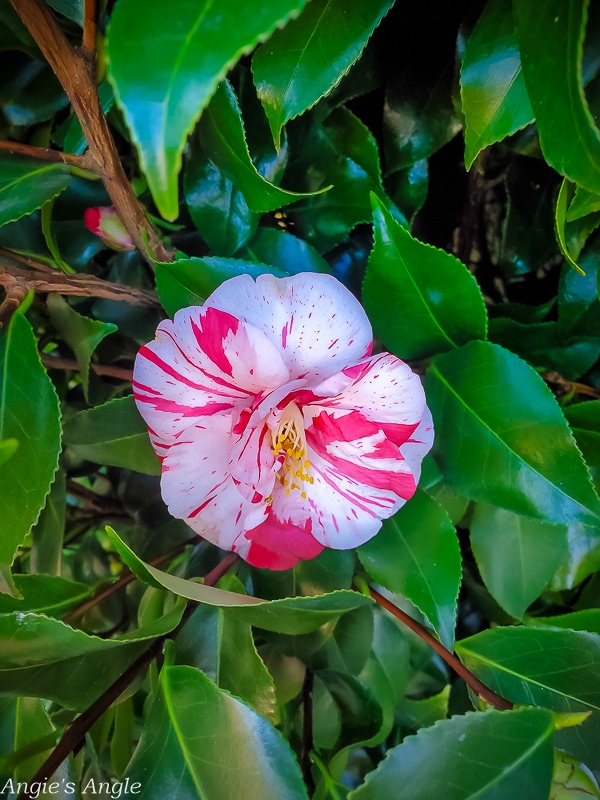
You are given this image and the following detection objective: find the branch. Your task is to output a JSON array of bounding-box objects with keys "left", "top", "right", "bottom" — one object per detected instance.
[
  {"left": 42, "top": 355, "right": 133, "bottom": 381},
  {"left": 17, "top": 553, "right": 239, "bottom": 800},
  {"left": 542, "top": 370, "right": 600, "bottom": 400},
  {"left": 0, "top": 140, "right": 99, "bottom": 172},
  {"left": 0, "top": 257, "right": 160, "bottom": 307},
  {"left": 82, "top": 0, "right": 96, "bottom": 54},
  {"left": 370, "top": 587, "right": 514, "bottom": 711},
  {"left": 9, "top": 0, "right": 172, "bottom": 264}
]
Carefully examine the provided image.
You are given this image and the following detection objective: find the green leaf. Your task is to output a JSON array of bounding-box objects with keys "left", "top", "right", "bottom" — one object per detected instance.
[
  {"left": 514, "top": 0, "right": 600, "bottom": 194},
  {"left": 317, "top": 669, "right": 384, "bottom": 751},
  {"left": 358, "top": 490, "right": 461, "bottom": 651},
  {"left": 363, "top": 196, "right": 487, "bottom": 360},
  {"left": 461, "top": 0, "right": 534, "bottom": 169},
  {"left": 527, "top": 609, "right": 600, "bottom": 635},
  {"left": 106, "top": 0, "right": 310, "bottom": 220},
  {"left": 550, "top": 522, "right": 600, "bottom": 591},
  {"left": 46, "top": 294, "right": 117, "bottom": 402},
  {"left": 470, "top": 504, "right": 568, "bottom": 620},
  {"left": 198, "top": 80, "right": 327, "bottom": 213},
  {"left": 46, "top": 0, "right": 83, "bottom": 26},
  {"left": 424, "top": 341, "right": 600, "bottom": 526},
  {"left": 12, "top": 698, "right": 60, "bottom": 785},
  {"left": 0, "top": 153, "right": 71, "bottom": 226},
  {"left": 0, "top": 437, "right": 17, "bottom": 467},
  {"left": 63, "top": 396, "right": 160, "bottom": 476},
  {"left": 558, "top": 239, "right": 600, "bottom": 339},
  {"left": 124, "top": 665, "right": 308, "bottom": 800},
  {"left": 0, "top": 574, "right": 91, "bottom": 617},
  {"left": 184, "top": 134, "right": 258, "bottom": 256},
  {"left": 241, "top": 227, "right": 329, "bottom": 274},
  {"left": 0, "top": 55, "right": 69, "bottom": 127},
  {"left": 155, "top": 256, "right": 286, "bottom": 317},
  {"left": 555, "top": 179, "right": 586, "bottom": 275},
  {"left": 568, "top": 186, "right": 600, "bottom": 221},
  {"left": 0, "top": 312, "right": 61, "bottom": 573},
  {"left": 564, "top": 401, "right": 600, "bottom": 495},
  {"left": 456, "top": 626, "right": 600, "bottom": 711},
  {"left": 107, "top": 525, "right": 373, "bottom": 634},
  {"left": 30, "top": 467, "right": 65, "bottom": 576},
  {"left": 176, "top": 599, "right": 278, "bottom": 723},
  {"left": 348, "top": 707, "right": 555, "bottom": 800},
  {"left": 252, "top": 0, "right": 393, "bottom": 147}
]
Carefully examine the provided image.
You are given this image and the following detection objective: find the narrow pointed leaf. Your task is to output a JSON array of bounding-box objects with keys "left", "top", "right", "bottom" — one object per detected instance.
[
  {"left": 0, "top": 312, "right": 61, "bottom": 572},
  {"left": 106, "top": 0, "right": 309, "bottom": 220},
  {"left": 425, "top": 341, "right": 600, "bottom": 526},
  {"left": 363, "top": 197, "right": 487, "bottom": 359},
  {"left": 252, "top": 0, "right": 393, "bottom": 147},
  {"left": 349, "top": 707, "right": 555, "bottom": 800}
]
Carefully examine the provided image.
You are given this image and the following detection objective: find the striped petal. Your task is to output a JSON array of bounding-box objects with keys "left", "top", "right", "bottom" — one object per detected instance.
[{"left": 203, "top": 273, "right": 373, "bottom": 381}]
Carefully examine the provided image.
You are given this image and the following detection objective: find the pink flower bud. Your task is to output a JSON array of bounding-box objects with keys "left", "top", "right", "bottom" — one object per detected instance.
[{"left": 84, "top": 206, "right": 134, "bottom": 250}]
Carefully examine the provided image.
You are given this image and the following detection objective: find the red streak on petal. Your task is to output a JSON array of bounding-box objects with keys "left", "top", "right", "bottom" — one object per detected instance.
[{"left": 191, "top": 307, "right": 239, "bottom": 377}]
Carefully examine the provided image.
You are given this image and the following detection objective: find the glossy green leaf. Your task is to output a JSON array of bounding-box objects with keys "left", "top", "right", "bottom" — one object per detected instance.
[
  {"left": 564, "top": 401, "right": 600, "bottom": 495},
  {"left": 385, "top": 160, "right": 428, "bottom": 222},
  {"left": 527, "top": 609, "right": 600, "bottom": 635},
  {"left": 349, "top": 707, "right": 555, "bottom": 800},
  {"left": 0, "top": 153, "right": 71, "bottom": 226},
  {"left": 184, "top": 135, "right": 258, "bottom": 256},
  {"left": 46, "top": 294, "right": 117, "bottom": 402},
  {"left": 556, "top": 179, "right": 586, "bottom": 275},
  {"left": 558, "top": 239, "right": 600, "bottom": 338},
  {"left": 30, "top": 467, "right": 65, "bottom": 576},
  {"left": 63, "top": 396, "right": 160, "bottom": 476},
  {"left": 470, "top": 504, "right": 568, "bottom": 619},
  {"left": 106, "top": 0, "right": 309, "bottom": 220},
  {"left": 568, "top": 186, "right": 600, "bottom": 221},
  {"left": 155, "top": 256, "right": 286, "bottom": 317},
  {"left": 425, "top": 341, "right": 600, "bottom": 526},
  {"left": 124, "top": 665, "right": 308, "bottom": 800},
  {"left": 252, "top": 0, "right": 393, "bottom": 147},
  {"left": 488, "top": 318, "right": 600, "bottom": 381},
  {"left": 515, "top": 0, "right": 600, "bottom": 194},
  {"left": 358, "top": 490, "right": 461, "bottom": 651},
  {"left": 363, "top": 196, "right": 487, "bottom": 360},
  {"left": 457, "top": 626, "right": 600, "bottom": 711},
  {"left": 461, "top": 0, "right": 533, "bottom": 169},
  {"left": 198, "top": 80, "right": 326, "bottom": 213},
  {"left": 0, "top": 574, "right": 91, "bottom": 617},
  {"left": 318, "top": 669, "right": 384, "bottom": 751},
  {"left": 241, "top": 227, "right": 329, "bottom": 274},
  {"left": 284, "top": 107, "right": 392, "bottom": 252},
  {"left": 0, "top": 438, "right": 17, "bottom": 467},
  {"left": 0, "top": 54, "right": 69, "bottom": 127},
  {"left": 107, "top": 525, "right": 373, "bottom": 634},
  {"left": 550, "top": 522, "right": 600, "bottom": 591},
  {"left": 175, "top": 600, "right": 278, "bottom": 722},
  {"left": 0, "top": 312, "right": 61, "bottom": 573},
  {"left": 12, "top": 698, "right": 60, "bottom": 784},
  {"left": 46, "top": 0, "right": 83, "bottom": 26}
]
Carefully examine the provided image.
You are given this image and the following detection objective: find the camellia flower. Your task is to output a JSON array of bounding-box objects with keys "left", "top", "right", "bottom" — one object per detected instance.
[
  {"left": 84, "top": 206, "right": 134, "bottom": 250},
  {"left": 133, "top": 273, "right": 433, "bottom": 570}
]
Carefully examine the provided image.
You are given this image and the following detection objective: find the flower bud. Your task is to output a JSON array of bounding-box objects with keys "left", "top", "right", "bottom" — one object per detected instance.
[{"left": 84, "top": 206, "right": 134, "bottom": 250}]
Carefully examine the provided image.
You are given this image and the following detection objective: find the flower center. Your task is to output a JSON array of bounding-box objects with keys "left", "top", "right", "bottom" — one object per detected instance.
[{"left": 269, "top": 402, "right": 314, "bottom": 500}]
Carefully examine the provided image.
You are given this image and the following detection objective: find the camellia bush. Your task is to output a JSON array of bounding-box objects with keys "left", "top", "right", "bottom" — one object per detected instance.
[{"left": 1, "top": 0, "right": 600, "bottom": 797}]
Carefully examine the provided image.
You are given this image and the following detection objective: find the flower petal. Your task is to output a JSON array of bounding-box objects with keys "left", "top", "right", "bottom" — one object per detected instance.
[
  {"left": 244, "top": 514, "right": 324, "bottom": 570},
  {"left": 160, "top": 422, "right": 269, "bottom": 550},
  {"left": 134, "top": 306, "right": 288, "bottom": 447},
  {"left": 204, "top": 273, "right": 373, "bottom": 381}
]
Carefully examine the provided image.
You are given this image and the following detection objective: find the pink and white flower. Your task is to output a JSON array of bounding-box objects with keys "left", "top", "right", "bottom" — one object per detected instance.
[
  {"left": 84, "top": 206, "right": 134, "bottom": 250},
  {"left": 133, "top": 273, "right": 433, "bottom": 570}
]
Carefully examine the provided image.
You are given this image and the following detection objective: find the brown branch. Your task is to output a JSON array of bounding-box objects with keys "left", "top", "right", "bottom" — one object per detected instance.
[
  {"left": 0, "top": 284, "right": 30, "bottom": 328},
  {"left": 542, "top": 370, "right": 600, "bottom": 400},
  {"left": 370, "top": 587, "right": 514, "bottom": 711},
  {"left": 10, "top": 0, "right": 172, "bottom": 264},
  {"left": 0, "top": 258, "right": 160, "bottom": 307},
  {"left": 0, "top": 140, "right": 98, "bottom": 172},
  {"left": 17, "top": 553, "right": 239, "bottom": 800},
  {"left": 42, "top": 355, "right": 133, "bottom": 381}
]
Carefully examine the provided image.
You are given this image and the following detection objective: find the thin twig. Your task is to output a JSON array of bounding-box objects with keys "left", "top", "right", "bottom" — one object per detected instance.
[
  {"left": 0, "top": 258, "right": 160, "bottom": 306},
  {"left": 42, "top": 355, "right": 133, "bottom": 381},
  {"left": 542, "top": 370, "right": 600, "bottom": 400},
  {"left": 17, "top": 553, "right": 239, "bottom": 800},
  {"left": 300, "top": 669, "right": 315, "bottom": 794},
  {"left": 0, "top": 140, "right": 98, "bottom": 172},
  {"left": 10, "top": 0, "right": 172, "bottom": 263},
  {"left": 370, "top": 587, "right": 513, "bottom": 711}
]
